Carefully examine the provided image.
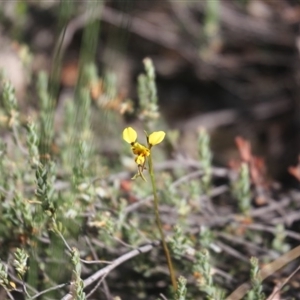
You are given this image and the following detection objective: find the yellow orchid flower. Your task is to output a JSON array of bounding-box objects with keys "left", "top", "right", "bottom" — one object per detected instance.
[{"left": 122, "top": 127, "right": 165, "bottom": 180}]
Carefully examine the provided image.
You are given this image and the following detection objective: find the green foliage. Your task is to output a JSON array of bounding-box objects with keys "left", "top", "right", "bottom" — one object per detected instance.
[
  {"left": 138, "top": 58, "right": 160, "bottom": 129},
  {"left": 71, "top": 248, "right": 86, "bottom": 300},
  {"left": 0, "top": 262, "right": 15, "bottom": 292},
  {"left": 198, "top": 128, "right": 213, "bottom": 193},
  {"left": 233, "top": 162, "right": 252, "bottom": 214},
  {"left": 200, "top": 0, "right": 221, "bottom": 57},
  {"left": 35, "top": 162, "right": 56, "bottom": 216},
  {"left": 174, "top": 276, "right": 188, "bottom": 300},
  {"left": 26, "top": 120, "right": 40, "bottom": 167},
  {"left": 169, "top": 225, "right": 193, "bottom": 260},
  {"left": 193, "top": 249, "right": 225, "bottom": 299},
  {"left": 1, "top": 77, "right": 18, "bottom": 116},
  {"left": 246, "top": 257, "right": 265, "bottom": 300},
  {"left": 199, "top": 226, "right": 215, "bottom": 250},
  {"left": 272, "top": 224, "right": 290, "bottom": 253},
  {"left": 204, "top": 0, "right": 220, "bottom": 39},
  {"left": 37, "top": 71, "right": 55, "bottom": 158},
  {"left": 13, "top": 248, "right": 28, "bottom": 279}
]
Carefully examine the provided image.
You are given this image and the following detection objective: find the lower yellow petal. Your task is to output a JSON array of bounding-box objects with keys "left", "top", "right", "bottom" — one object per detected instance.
[{"left": 135, "top": 154, "right": 145, "bottom": 165}]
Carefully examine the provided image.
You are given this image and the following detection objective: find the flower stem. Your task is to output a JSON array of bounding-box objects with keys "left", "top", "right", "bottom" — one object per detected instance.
[{"left": 147, "top": 153, "right": 177, "bottom": 291}]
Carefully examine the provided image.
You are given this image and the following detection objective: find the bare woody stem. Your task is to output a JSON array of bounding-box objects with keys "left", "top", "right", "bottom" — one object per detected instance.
[{"left": 147, "top": 152, "right": 177, "bottom": 291}]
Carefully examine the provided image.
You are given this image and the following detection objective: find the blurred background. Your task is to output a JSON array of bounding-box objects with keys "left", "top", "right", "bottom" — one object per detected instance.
[{"left": 1, "top": 0, "right": 300, "bottom": 183}]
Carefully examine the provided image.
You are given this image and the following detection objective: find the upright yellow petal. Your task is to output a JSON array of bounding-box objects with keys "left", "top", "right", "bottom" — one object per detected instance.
[
  {"left": 123, "top": 127, "right": 137, "bottom": 144},
  {"left": 148, "top": 131, "right": 165, "bottom": 146}
]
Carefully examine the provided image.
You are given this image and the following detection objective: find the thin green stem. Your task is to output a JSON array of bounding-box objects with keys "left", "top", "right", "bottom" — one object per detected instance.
[{"left": 147, "top": 153, "right": 177, "bottom": 291}]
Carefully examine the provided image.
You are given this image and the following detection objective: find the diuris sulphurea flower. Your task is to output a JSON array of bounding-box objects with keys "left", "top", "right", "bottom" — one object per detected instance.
[
  {"left": 122, "top": 127, "right": 165, "bottom": 181},
  {"left": 123, "top": 126, "right": 177, "bottom": 290}
]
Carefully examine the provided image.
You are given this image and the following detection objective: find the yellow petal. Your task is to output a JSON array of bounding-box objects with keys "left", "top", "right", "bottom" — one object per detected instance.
[
  {"left": 135, "top": 154, "right": 145, "bottom": 165},
  {"left": 148, "top": 131, "right": 165, "bottom": 146},
  {"left": 123, "top": 127, "right": 137, "bottom": 144},
  {"left": 9, "top": 281, "right": 16, "bottom": 290}
]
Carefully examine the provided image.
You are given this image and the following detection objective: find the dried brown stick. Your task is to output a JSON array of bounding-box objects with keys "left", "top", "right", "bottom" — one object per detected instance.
[
  {"left": 226, "top": 245, "right": 300, "bottom": 300},
  {"left": 266, "top": 264, "right": 300, "bottom": 300},
  {"left": 177, "top": 98, "right": 292, "bottom": 131}
]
